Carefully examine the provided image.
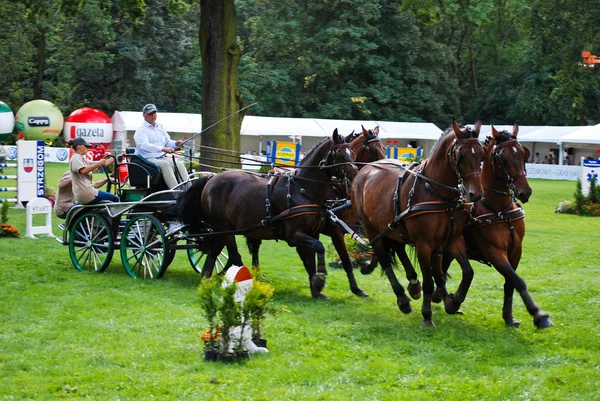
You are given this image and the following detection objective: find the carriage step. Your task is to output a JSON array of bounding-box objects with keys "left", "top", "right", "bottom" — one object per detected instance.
[{"left": 58, "top": 223, "right": 65, "bottom": 232}]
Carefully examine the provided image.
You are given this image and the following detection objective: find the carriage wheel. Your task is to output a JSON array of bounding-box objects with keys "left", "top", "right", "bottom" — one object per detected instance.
[
  {"left": 186, "top": 238, "right": 229, "bottom": 276},
  {"left": 69, "top": 212, "right": 114, "bottom": 273},
  {"left": 120, "top": 215, "right": 168, "bottom": 279}
]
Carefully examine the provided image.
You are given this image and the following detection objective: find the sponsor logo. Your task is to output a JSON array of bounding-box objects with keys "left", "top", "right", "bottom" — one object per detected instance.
[
  {"left": 23, "top": 158, "right": 34, "bottom": 173},
  {"left": 56, "top": 149, "right": 69, "bottom": 161},
  {"left": 277, "top": 147, "right": 294, "bottom": 163},
  {"left": 7, "top": 147, "right": 17, "bottom": 160},
  {"left": 28, "top": 116, "right": 50, "bottom": 127},
  {"left": 77, "top": 127, "right": 106, "bottom": 138},
  {"left": 37, "top": 144, "right": 45, "bottom": 196}
]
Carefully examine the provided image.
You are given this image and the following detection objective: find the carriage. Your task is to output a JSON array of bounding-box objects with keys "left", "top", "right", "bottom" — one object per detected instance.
[{"left": 56, "top": 151, "right": 229, "bottom": 279}]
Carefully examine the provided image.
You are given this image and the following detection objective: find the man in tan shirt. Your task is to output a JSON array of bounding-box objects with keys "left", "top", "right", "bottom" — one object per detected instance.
[{"left": 69, "top": 137, "right": 119, "bottom": 205}]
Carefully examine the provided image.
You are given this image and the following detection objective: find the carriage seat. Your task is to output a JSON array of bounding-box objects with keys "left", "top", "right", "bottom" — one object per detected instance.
[{"left": 124, "top": 149, "right": 167, "bottom": 191}]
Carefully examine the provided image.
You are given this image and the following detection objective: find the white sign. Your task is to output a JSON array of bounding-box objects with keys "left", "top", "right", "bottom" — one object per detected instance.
[
  {"left": 581, "top": 160, "right": 600, "bottom": 196},
  {"left": 25, "top": 197, "right": 54, "bottom": 238},
  {"left": 525, "top": 163, "right": 581, "bottom": 181},
  {"left": 17, "top": 140, "right": 45, "bottom": 207}
]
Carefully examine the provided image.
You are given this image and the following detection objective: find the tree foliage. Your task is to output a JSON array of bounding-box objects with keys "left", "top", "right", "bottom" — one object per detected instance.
[{"left": 1, "top": 0, "right": 600, "bottom": 129}]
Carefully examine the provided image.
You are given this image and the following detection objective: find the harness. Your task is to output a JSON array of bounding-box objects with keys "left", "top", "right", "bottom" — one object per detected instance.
[{"left": 464, "top": 137, "right": 528, "bottom": 263}]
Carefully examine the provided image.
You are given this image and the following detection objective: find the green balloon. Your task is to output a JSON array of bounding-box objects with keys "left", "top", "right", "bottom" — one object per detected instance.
[
  {"left": 15, "top": 100, "right": 64, "bottom": 141},
  {"left": 0, "top": 101, "right": 14, "bottom": 141}
]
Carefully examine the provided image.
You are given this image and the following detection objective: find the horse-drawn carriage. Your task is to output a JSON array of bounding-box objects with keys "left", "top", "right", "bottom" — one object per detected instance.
[{"left": 56, "top": 151, "right": 228, "bottom": 279}]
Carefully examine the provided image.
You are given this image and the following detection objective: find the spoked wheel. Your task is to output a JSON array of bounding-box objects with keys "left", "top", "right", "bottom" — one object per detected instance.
[
  {"left": 186, "top": 238, "right": 229, "bottom": 276},
  {"left": 120, "top": 215, "right": 168, "bottom": 279},
  {"left": 69, "top": 212, "right": 114, "bottom": 272}
]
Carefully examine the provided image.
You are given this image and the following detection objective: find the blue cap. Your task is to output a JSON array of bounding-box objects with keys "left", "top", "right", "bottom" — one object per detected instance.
[{"left": 143, "top": 104, "right": 157, "bottom": 114}]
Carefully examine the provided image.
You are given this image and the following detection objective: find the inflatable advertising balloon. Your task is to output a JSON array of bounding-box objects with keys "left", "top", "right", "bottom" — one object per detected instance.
[{"left": 15, "top": 100, "right": 64, "bottom": 142}]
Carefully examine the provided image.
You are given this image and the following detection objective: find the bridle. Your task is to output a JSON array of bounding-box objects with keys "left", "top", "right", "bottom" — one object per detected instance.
[
  {"left": 447, "top": 129, "right": 484, "bottom": 198},
  {"left": 320, "top": 140, "right": 357, "bottom": 194},
  {"left": 487, "top": 136, "right": 529, "bottom": 197}
]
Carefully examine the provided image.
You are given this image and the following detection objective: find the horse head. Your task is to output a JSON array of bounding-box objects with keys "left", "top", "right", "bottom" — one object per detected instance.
[
  {"left": 449, "top": 118, "right": 486, "bottom": 202},
  {"left": 349, "top": 125, "right": 386, "bottom": 166},
  {"left": 490, "top": 123, "right": 532, "bottom": 203},
  {"left": 325, "top": 128, "right": 359, "bottom": 184}
]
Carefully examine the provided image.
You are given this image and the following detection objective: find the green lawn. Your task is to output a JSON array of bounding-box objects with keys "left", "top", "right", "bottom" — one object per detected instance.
[{"left": 0, "top": 163, "right": 599, "bottom": 400}]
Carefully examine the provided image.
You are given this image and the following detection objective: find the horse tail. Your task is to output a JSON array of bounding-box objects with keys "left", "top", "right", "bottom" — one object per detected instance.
[{"left": 176, "top": 174, "right": 213, "bottom": 233}]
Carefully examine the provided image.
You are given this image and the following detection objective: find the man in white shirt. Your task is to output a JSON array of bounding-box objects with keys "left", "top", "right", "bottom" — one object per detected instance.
[{"left": 133, "top": 104, "right": 189, "bottom": 188}]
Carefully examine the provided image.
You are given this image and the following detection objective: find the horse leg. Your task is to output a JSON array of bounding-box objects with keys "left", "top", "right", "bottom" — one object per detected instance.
[
  {"left": 444, "top": 237, "right": 474, "bottom": 315},
  {"left": 490, "top": 250, "right": 553, "bottom": 329},
  {"left": 225, "top": 234, "right": 244, "bottom": 268},
  {"left": 295, "top": 246, "right": 328, "bottom": 300},
  {"left": 201, "top": 237, "right": 227, "bottom": 278},
  {"left": 432, "top": 252, "right": 453, "bottom": 304},
  {"left": 246, "top": 237, "right": 262, "bottom": 270},
  {"left": 390, "top": 241, "right": 422, "bottom": 300},
  {"left": 414, "top": 242, "right": 436, "bottom": 327},
  {"left": 330, "top": 228, "right": 368, "bottom": 297},
  {"left": 377, "top": 238, "right": 412, "bottom": 314}
]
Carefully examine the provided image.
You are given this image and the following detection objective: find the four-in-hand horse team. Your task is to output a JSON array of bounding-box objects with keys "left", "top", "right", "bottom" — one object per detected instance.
[
  {"left": 175, "top": 119, "right": 552, "bottom": 330},
  {"left": 62, "top": 118, "right": 553, "bottom": 330}
]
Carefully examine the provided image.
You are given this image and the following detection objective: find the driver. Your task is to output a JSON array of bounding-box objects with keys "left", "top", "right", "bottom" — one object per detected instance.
[
  {"left": 133, "top": 104, "right": 189, "bottom": 188},
  {"left": 69, "top": 137, "right": 119, "bottom": 205}
]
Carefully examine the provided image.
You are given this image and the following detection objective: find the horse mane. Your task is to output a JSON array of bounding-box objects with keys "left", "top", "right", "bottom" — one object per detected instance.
[
  {"left": 296, "top": 137, "right": 330, "bottom": 167},
  {"left": 429, "top": 125, "right": 459, "bottom": 157}
]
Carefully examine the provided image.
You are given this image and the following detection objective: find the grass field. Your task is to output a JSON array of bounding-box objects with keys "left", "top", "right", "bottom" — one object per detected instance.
[{"left": 0, "top": 163, "right": 599, "bottom": 400}]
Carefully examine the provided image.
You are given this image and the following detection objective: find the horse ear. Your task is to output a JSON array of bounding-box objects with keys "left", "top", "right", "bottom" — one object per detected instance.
[
  {"left": 361, "top": 125, "right": 369, "bottom": 136},
  {"left": 473, "top": 119, "right": 483, "bottom": 135},
  {"left": 451, "top": 118, "right": 461, "bottom": 136},
  {"left": 491, "top": 124, "right": 500, "bottom": 139},
  {"left": 333, "top": 128, "right": 342, "bottom": 144},
  {"left": 345, "top": 130, "right": 355, "bottom": 142},
  {"left": 373, "top": 126, "right": 380, "bottom": 136},
  {"left": 512, "top": 122, "right": 519, "bottom": 138}
]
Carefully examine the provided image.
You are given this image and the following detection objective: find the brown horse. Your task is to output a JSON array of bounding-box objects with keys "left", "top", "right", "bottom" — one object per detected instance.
[
  {"left": 436, "top": 124, "right": 552, "bottom": 328},
  {"left": 177, "top": 130, "right": 358, "bottom": 298},
  {"left": 351, "top": 119, "right": 486, "bottom": 327},
  {"left": 247, "top": 125, "right": 387, "bottom": 297}
]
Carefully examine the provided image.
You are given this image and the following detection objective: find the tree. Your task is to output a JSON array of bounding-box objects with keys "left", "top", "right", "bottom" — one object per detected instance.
[{"left": 199, "top": 0, "right": 245, "bottom": 168}]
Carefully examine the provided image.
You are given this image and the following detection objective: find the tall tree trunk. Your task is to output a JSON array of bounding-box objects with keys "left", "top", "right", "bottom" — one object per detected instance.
[
  {"left": 199, "top": 0, "right": 245, "bottom": 170},
  {"left": 34, "top": 27, "right": 47, "bottom": 99}
]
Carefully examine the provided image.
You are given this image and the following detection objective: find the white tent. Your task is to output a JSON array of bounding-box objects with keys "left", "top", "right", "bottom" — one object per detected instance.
[
  {"left": 111, "top": 111, "right": 443, "bottom": 154},
  {"left": 560, "top": 124, "right": 600, "bottom": 146}
]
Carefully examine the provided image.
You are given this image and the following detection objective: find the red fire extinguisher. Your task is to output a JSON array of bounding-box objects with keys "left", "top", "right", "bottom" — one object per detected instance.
[{"left": 118, "top": 158, "right": 129, "bottom": 184}]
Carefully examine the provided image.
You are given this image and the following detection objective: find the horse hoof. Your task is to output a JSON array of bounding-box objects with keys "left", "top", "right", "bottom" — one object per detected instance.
[
  {"left": 534, "top": 312, "right": 553, "bottom": 329},
  {"left": 431, "top": 288, "right": 443, "bottom": 304},
  {"left": 421, "top": 320, "right": 436, "bottom": 328},
  {"left": 352, "top": 289, "right": 369, "bottom": 298},
  {"left": 444, "top": 294, "right": 462, "bottom": 315},
  {"left": 504, "top": 317, "right": 521, "bottom": 328},
  {"left": 311, "top": 274, "right": 326, "bottom": 294},
  {"left": 360, "top": 265, "right": 376, "bottom": 275},
  {"left": 313, "top": 293, "right": 330, "bottom": 300},
  {"left": 408, "top": 281, "right": 422, "bottom": 300},
  {"left": 397, "top": 296, "right": 412, "bottom": 314}
]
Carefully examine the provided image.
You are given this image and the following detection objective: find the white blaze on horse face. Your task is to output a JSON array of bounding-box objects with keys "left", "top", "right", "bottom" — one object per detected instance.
[
  {"left": 472, "top": 147, "right": 475, "bottom": 154},
  {"left": 512, "top": 146, "right": 517, "bottom": 153}
]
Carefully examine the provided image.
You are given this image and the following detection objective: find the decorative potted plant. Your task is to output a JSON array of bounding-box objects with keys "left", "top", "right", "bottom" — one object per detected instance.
[
  {"left": 197, "top": 276, "right": 222, "bottom": 361},
  {"left": 217, "top": 283, "right": 241, "bottom": 362},
  {"left": 0, "top": 203, "right": 19, "bottom": 238},
  {"left": 244, "top": 276, "right": 275, "bottom": 349}
]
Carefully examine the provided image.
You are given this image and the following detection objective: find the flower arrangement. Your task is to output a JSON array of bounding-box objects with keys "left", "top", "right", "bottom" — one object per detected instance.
[
  {"left": 197, "top": 269, "right": 275, "bottom": 362},
  {"left": 556, "top": 176, "right": 600, "bottom": 216},
  {"left": 328, "top": 234, "right": 374, "bottom": 269},
  {"left": 0, "top": 203, "right": 19, "bottom": 238}
]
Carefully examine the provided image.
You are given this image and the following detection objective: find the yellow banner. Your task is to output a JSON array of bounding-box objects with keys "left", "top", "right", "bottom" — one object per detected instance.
[
  {"left": 275, "top": 141, "right": 297, "bottom": 166},
  {"left": 395, "top": 147, "right": 419, "bottom": 162}
]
